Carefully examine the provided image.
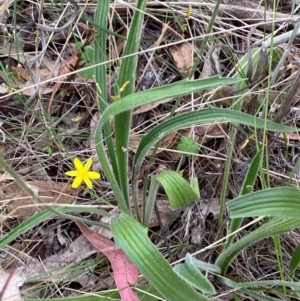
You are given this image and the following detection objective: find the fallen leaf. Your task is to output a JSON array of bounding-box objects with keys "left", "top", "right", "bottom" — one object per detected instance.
[
  {"left": 3, "top": 181, "right": 79, "bottom": 220},
  {"left": 11, "top": 66, "right": 51, "bottom": 82},
  {"left": 15, "top": 233, "right": 98, "bottom": 283},
  {"left": 279, "top": 132, "right": 300, "bottom": 141},
  {"left": 48, "top": 49, "right": 80, "bottom": 113},
  {"left": 129, "top": 192, "right": 180, "bottom": 229},
  {"left": 169, "top": 43, "right": 194, "bottom": 76},
  {"left": 77, "top": 222, "right": 140, "bottom": 301},
  {"left": 129, "top": 131, "right": 176, "bottom": 155},
  {"left": 133, "top": 97, "right": 174, "bottom": 115}
]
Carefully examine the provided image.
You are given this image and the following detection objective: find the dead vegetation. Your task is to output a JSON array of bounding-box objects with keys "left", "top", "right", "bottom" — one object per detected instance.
[{"left": 1, "top": 0, "right": 300, "bottom": 300}]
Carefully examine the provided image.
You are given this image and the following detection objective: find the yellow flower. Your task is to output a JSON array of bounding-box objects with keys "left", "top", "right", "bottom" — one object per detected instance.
[{"left": 65, "top": 158, "right": 100, "bottom": 189}]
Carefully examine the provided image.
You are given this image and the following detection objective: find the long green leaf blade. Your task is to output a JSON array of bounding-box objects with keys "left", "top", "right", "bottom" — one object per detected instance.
[
  {"left": 111, "top": 213, "right": 209, "bottom": 301},
  {"left": 99, "top": 76, "right": 240, "bottom": 125},
  {"left": 228, "top": 187, "right": 300, "bottom": 218},
  {"left": 225, "top": 149, "right": 263, "bottom": 248},
  {"left": 289, "top": 243, "right": 300, "bottom": 278},
  {"left": 114, "top": 0, "right": 147, "bottom": 204},
  {"left": 174, "top": 253, "right": 216, "bottom": 294},
  {"left": 133, "top": 108, "right": 297, "bottom": 181},
  {"left": 0, "top": 206, "right": 109, "bottom": 248},
  {"left": 94, "top": 0, "right": 121, "bottom": 189},
  {"left": 216, "top": 217, "right": 300, "bottom": 274}
]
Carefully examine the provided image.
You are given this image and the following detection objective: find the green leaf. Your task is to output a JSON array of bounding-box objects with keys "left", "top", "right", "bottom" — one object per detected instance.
[
  {"left": 240, "top": 149, "right": 263, "bottom": 196},
  {"left": 99, "top": 76, "right": 241, "bottom": 125},
  {"left": 222, "top": 277, "right": 300, "bottom": 301},
  {"left": 216, "top": 218, "right": 300, "bottom": 274},
  {"left": 132, "top": 108, "right": 297, "bottom": 183},
  {"left": 224, "top": 187, "right": 300, "bottom": 274},
  {"left": 94, "top": 0, "right": 125, "bottom": 212},
  {"left": 113, "top": 0, "right": 148, "bottom": 206},
  {"left": 0, "top": 206, "right": 109, "bottom": 249},
  {"left": 225, "top": 149, "right": 263, "bottom": 248},
  {"left": 190, "top": 177, "right": 200, "bottom": 198},
  {"left": 174, "top": 253, "right": 216, "bottom": 294},
  {"left": 75, "top": 41, "right": 95, "bottom": 79},
  {"left": 41, "top": 145, "right": 53, "bottom": 156},
  {"left": 188, "top": 255, "right": 221, "bottom": 274},
  {"left": 228, "top": 187, "right": 300, "bottom": 218},
  {"left": 289, "top": 244, "right": 300, "bottom": 278},
  {"left": 156, "top": 170, "right": 199, "bottom": 209},
  {"left": 111, "top": 214, "right": 209, "bottom": 301},
  {"left": 177, "top": 136, "right": 198, "bottom": 156}
]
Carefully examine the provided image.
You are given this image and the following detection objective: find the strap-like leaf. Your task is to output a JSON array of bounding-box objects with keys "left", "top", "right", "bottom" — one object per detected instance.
[
  {"left": 111, "top": 213, "right": 209, "bottom": 301},
  {"left": 156, "top": 170, "right": 199, "bottom": 209},
  {"left": 228, "top": 187, "right": 300, "bottom": 218},
  {"left": 174, "top": 253, "right": 216, "bottom": 294},
  {"left": 133, "top": 108, "right": 297, "bottom": 182},
  {"left": 225, "top": 149, "right": 263, "bottom": 248}
]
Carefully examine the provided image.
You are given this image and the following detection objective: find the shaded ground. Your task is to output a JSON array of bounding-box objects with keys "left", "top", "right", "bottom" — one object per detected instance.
[{"left": 1, "top": 0, "right": 300, "bottom": 300}]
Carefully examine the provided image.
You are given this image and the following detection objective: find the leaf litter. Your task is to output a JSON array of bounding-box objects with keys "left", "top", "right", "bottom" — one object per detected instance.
[{"left": 1, "top": 0, "right": 300, "bottom": 300}]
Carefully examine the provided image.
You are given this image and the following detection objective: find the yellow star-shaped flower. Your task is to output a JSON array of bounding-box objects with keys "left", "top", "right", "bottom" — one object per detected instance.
[{"left": 65, "top": 158, "right": 100, "bottom": 189}]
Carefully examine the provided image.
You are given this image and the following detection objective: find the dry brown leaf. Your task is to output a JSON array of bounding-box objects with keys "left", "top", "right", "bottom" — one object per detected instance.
[
  {"left": 10, "top": 66, "right": 51, "bottom": 82},
  {"left": 129, "top": 131, "right": 177, "bottom": 155},
  {"left": 279, "top": 132, "right": 300, "bottom": 141},
  {"left": 1, "top": 76, "right": 53, "bottom": 96},
  {"left": 287, "top": 47, "right": 300, "bottom": 74},
  {"left": 15, "top": 233, "right": 98, "bottom": 283},
  {"left": 194, "top": 123, "right": 227, "bottom": 144},
  {"left": 129, "top": 191, "right": 180, "bottom": 229},
  {"left": 220, "top": 1, "right": 294, "bottom": 30},
  {"left": 150, "top": 197, "right": 180, "bottom": 228},
  {"left": 133, "top": 97, "right": 174, "bottom": 115},
  {"left": 116, "top": 28, "right": 127, "bottom": 58},
  {"left": 2, "top": 181, "right": 79, "bottom": 220},
  {"left": 0, "top": 46, "right": 36, "bottom": 64},
  {"left": 169, "top": 43, "right": 193, "bottom": 76},
  {"left": 48, "top": 49, "right": 80, "bottom": 113}
]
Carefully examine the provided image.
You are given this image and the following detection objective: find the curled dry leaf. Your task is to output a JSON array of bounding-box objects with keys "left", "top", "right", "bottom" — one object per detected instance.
[
  {"left": 3, "top": 181, "right": 79, "bottom": 220},
  {"left": 194, "top": 122, "right": 227, "bottom": 144},
  {"left": 149, "top": 197, "right": 180, "bottom": 228}
]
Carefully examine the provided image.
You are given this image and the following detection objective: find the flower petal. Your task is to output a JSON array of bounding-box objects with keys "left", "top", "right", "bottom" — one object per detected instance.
[
  {"left": 87, "top": 171, "right": 101, "bottom": 180},
  {"left": 74, "top": 158, "right": 84, "bottom": 171},
  {"left": 72, "top": 176, "right": 83, "bottom": 188},
  {"left": 84, "top": 158, "right": 93, "bottom": 171},
  {"left": 65, "top": 170, "right": 79, "bottom": 177},
  {"left": 84, "top": 178, "right": 93, "bottom": 189}
]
